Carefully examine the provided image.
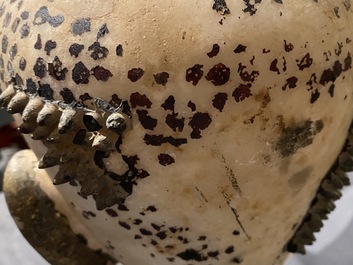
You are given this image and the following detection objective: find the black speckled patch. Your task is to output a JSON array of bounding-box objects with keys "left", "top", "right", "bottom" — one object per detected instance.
[
  {"left": 72, "top": 61, "right": 90, "bottom": 84},
  {"left": 105, "top": 208, "right": 118, "bottom": 217},
  {"left": 21, "top": 11, "right": 29, "bottom": 20},
  {"left": 242, "top": 0, "right": 262, "bottom": 16},
  {"left": 38, "top": 83, "right": 54, "bottom": 100},
  {"left": 33, "top": 6, "right": 64, "bottom": 27},
  {"left": 116, "top": 44, "right": 123, "bottom": 56},
  {"left": 225, "top": 246, "right": 235, "bottom": 254},
  {"left": 19, "top": 23, "right": 30, "bottom": 38},
  {"left": 33, "top": 57, "right": 47, "bottom": 78},
  {"left": 11, "top": 17, "right": 20, "bottom": 33},
  {"left": 48, "top": 56, "right": 68, "bottom": 81},
  {"left": 25, "top": 78, "right": 37, "bottom": 95},
  {"left": 71, "top": 18, "right": 90, "bottom": 36},
  {"left": 34, "top": 34, "right": 42, "bottom": 50},
  {"left": 212, "top": 0, "right": 230, "bottom": 15},
  {"left": 177, "top": 248, "right": 208, "bottom": 262},
  {"left": 144, "top": 134, "right": 187, "bottom": 147},
  {"left": 69, "top": 43, "right": 84, "bottom": 58},
  {"left": 2, "top": 35, "right": 8, "bottom": 54},
  {"left": 44, "top": 40, "right": 56, "bottom": 55},
  {"left": 88, "top": 42, "right": 109, "bottom": 60},
  {"left": 97, "top": 23, "right": 109, "bottom": 39},
  {"left": 19, "top": 57, "right": 26, "bottom": 71},
  {"left": 9, "top": 43, "right": 17, "bottom": 60},
  {"left": 59, "top": 87, "right": 75, "bottom": 104},
  {"left": 79, "top": 93, "right": 93, "bottom": 102},
  {"left": 119, "top": 221, "right": 131, "bottom": 230},
  {"left": 3, "top": 12, "right": 12, "bottom": 28}
]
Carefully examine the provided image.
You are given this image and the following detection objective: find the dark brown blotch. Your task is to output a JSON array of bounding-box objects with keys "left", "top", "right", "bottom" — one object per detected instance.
[
  {"left": 166, "top": 113, "right": 185, "bottom": 132},
  {"left": 206, "top": 63, "right": 230, "bottom": 86},
  {"left": 212, "top": 92, "right": 228, "bottom": 112},
  {"left": 177, "top": 248, "right": 208, "bottom": 262},
  {"left": 207, "top": 44, "right": 220, "bottom": 58},
  {"left": 116, "top": 44, "right": 123, "bottom": 56},
  {"left": 158, "top": 153, "right": 175, "bottom": 166},
  {"left": 153, "top": 72, "right": 169, "bottom": 86},
  {"left": 232, "top": 84, "right": 252, "bottom": 102},
  {"left": 119, "top": 221, "right": 131, "bottom": 230},
  {"left": 161, "top": 95, "right": 175, "bottom": 112},
  {"left": 189, "top": 112, "right": 212, "bottom": 139},
  {"left": 297, "top": 53, "right": 313, "bottom": 71},
  {"left": 140, "top": 228, "right": 153, "bottom": 236},
  {"left": 282, "top": 76, "right": 298, "bottom": 90},
  {"left": 127, "top": 67, "right": 144, "bottom": 82},
  {"left": 130, "top": 92, "right": 152, "bottom": 108},
  {"left": 136, "top": 109, "right": 158, "bottom": 130},
  {"left": 238, "top": 63, "right": 259, "bottom": 82},
  {"left": 144, "top": 134, "right": 187, "bottom": 147},
  {"left": 186, "top": 64, "right": 204, "bottom": 86},
  {"left": 284, "top": 40, "right": 294, "bottom": 52},
  {"left": 79, "top": 93, "right": 93, "bottom": 102},
  {"left": 233, "top": 44, "right": 246, "bottom": 54},
  {"left": 91, "top": 65, "right": 113, "bottom": 81}
]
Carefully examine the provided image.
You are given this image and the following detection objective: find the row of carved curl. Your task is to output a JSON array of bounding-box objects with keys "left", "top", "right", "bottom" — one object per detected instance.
[{"left": 0, "top": 81, "right": 132, "bottom": 210}]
